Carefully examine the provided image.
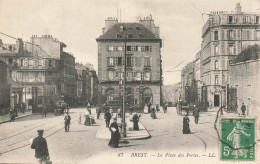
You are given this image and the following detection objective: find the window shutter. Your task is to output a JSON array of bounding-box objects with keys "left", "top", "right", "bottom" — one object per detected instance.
[
  {"left": 226, "top": 30, "right": 229, "bottom": 40},
  {"left": 221, "top": 30, "right": 224, "bottom": 40},
  {"left": 131, "top": 57, "right": 134, "bottom": 66},
  {"left": 233, "top": 30, "right": 236, "bottom": 40},
  {"left": 249, "top": 31, "right": 252, "bottom": 40},
  {"left": 107, "top": 58, "right": 109, "bottom": 66}
]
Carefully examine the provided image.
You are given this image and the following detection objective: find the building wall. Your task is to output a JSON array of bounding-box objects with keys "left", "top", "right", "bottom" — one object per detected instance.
[
  {"left": 0, "top": 61, "right": 11, "bottom": 115},
  {"left": 27, "top": 35, "right": 62, "bottom": 59},
  {"left": 200, "top": 4, "right": 260, "bottom": 107},
  {"left": 229, "top": 59, "right": 260, "bottom": 116}
]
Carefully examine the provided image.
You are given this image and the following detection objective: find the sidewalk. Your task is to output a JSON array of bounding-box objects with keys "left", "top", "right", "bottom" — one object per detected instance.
[
  {"left": 0, "top": 111, "right": 32, "bottom": 124},
  {"left": 95, "top": 113, "right": 151, "bottom": 140}
]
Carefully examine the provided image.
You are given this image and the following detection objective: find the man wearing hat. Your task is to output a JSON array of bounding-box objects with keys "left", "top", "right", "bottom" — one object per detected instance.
[{"left": 31, "top": 129, "right": 50, "bottom": 163}]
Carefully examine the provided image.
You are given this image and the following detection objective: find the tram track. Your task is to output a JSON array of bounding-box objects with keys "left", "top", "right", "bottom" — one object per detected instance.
[{"left": 0, "top": 117, "right": 78, "bottom": 155}]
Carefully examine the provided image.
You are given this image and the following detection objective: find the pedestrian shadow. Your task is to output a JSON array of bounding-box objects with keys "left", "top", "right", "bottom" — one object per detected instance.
[{"left": 118, "top": 144, "right": 140, "bottom": 148}]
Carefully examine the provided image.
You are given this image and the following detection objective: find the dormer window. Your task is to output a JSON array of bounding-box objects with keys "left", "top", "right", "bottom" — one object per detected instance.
[
  {"left": 129, "top": 28, "right": 132, "bottom": 31},
  {"left": 116, "top": 34, "right": 122, "bottom": 38},
  {"left": 138, "top": 33, "right": 143, "bottom": 38},
  {"left": 127, "top": 33, "right": 132, "bottom": 38},
  {"left": 136, "top": 26, "right": 140, "bottom": 30}
]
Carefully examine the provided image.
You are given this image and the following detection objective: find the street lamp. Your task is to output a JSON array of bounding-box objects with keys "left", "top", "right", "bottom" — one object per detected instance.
[{"left": 121, "top": 36, "right": 127, "bottom": 137}]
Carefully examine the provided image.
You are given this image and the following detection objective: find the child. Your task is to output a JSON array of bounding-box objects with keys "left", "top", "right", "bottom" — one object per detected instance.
[{"left": 78, "top": 114, "right": 81, "bottom": 124}]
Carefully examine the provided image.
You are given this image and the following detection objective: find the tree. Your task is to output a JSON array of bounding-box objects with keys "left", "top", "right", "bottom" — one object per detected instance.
[{"left": 232, "top": 45, "right": 259, "bottom": 63}]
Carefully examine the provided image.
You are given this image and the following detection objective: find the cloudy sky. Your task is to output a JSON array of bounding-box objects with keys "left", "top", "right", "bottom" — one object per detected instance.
[{"left": 0, "top": 0, "right": 259, "bottom": 85}]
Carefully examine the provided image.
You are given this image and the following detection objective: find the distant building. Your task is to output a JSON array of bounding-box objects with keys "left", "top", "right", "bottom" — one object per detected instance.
[
  {"left": 0, "top": 60, "right": 11, "bottom": 115},
  {"left": 96, "top": 16, "right": 162, "bottom": 106}
]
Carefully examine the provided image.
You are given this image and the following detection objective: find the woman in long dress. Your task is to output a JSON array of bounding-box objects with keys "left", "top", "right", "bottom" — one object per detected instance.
[
  {"left": 84, "top": 113, "right": 91, "bottom": 126},
  {"left": 108, "top": 118, "right": 120, "bottom": 148},
  {"left": 183, "top": 114, "right": 191, "bottom": 134},
  {"left": 132, "top": 112, "right": 139, "bottom": 130}
]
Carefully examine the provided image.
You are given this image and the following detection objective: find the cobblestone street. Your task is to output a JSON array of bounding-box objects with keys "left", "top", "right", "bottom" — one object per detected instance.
[{"left": 2, "top": 107, "right": 258, "bottom": 163}]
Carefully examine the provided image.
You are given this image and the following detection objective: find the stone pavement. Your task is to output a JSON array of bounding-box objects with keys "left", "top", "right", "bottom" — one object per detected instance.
[
  {"left": 0, "top": 111, "right": 32, "bottom": 124},
  {"left": 95, "top": 113, "right": 151, "bottom": 140}
]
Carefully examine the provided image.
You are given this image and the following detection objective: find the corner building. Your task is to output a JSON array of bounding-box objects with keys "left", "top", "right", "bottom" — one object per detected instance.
[
  {"left": 201, "top": 3, "right": 260, "bottom": 107},
  {"left": 96, "top": 16, "right": 162, "bottom": 107}
]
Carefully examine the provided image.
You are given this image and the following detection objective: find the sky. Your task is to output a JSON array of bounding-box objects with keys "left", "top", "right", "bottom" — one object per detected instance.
[{"left": 0, "top": 0, "right": 259, "bottom": 85}]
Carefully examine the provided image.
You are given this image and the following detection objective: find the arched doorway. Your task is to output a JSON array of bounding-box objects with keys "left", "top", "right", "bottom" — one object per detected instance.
[{"left": 143, "top": 87, "right": 153, "bottom": 104}]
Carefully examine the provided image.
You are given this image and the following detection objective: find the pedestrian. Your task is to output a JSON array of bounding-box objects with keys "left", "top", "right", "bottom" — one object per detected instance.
[
  {"left": 147, "top": 100, "right": 152, "bottom": 113},
  {"left": 132, "top": 112, "right": 139, "bottom": 130},
  {"left": 9, "top": 109, "right": 15, "bottom": 122},
  {"left": 84, "top": 113, "right": 91, "bottom": 126},
  {"left": 96, "top": 106, "right": 101, "bottom": 119},
  {"left": 64, "top": 112, "right": 71, "bottom": 132},
  {"left": 105, "top": 110, "right": 112, "bottom": 128},
  {"left": 109, "top": 107, "right": 113, "bottom": 117},
  {"left": 156, "top": 104, "right": 159, "bottom": 112},
  {"left": 117, "top": 107, "right": 121, "bottom": 118},
  {"left": 163, "top": 104, "right": 168, "bottom": 113},
  {"left": 31, "top": 129, "right": 50, "bottom": 164},
  {"left": 87, "top": 102, "right": 91, "bottom": 114},
  {"left": 182, "top": 114, "right": 191, "bottom": 134},
  {"left": 241, "top": 103, "right": 246, "bottom": 115},
  {"left": 78, "top": 114, "right": 82, "bottom": 124},
  {"left": 42, "top": 107, "right": 47, "bottom": 117},
  {"left": 150, "top": 107, "right": 157, "bottom": 119},
  {"left": 193, "top": 105, "right": 200, "bottom": 124},
  {"left": 108, "top": 118, "right": 120, "bottom": 148}
]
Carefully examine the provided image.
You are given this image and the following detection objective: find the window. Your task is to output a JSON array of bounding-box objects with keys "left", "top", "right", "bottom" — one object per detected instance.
[
  {"left": 8, "top": 58, "right": 13, "bottom": 65},
  {"left": 256, "top": 16, "right": 259, "bottom": 24},
  {"left": 215, "top": 75, "right": 219, "bottom": 85},
  {"left": 108, "top": 46, "right": 113, "bottom": 51},
  {"left": 24, "top": 58, "right": 28, "bottom": 66},
  {"left": 126, "top": 56, "right": 133, "bottom": 67},
  {"left": 117, "top": 57, "right": 122, "bottom": 66},
  {"left": 228, "top": 30, "right": 233, "bottom": 40},
  {"left": 246, "top": 31, "right": 250, "bottom": 40},
  {"left": 215, "top": 45, "right": 219, "bottom": 55},
  {"left": 144, "top": 72, "right": 150, "bottom": 81},
  {"left": 28, "top": 59, "right": 33, "bottom": 66},
  {"left": 108, "top": 57, "right": 115, "bottom": 66},
  {"left": 38, "top": 59, "right": 43, "bottom": 66},
  {"left": 108, "top": 71, "right": 115, "bottom": 80},
  {"left": 113, "top": 46, "right": 118, "bottom": 51},
  {"left": 118, "top": 46, "right": 123, "bottom": 51},
  {"left": 135, "top": 57, "right": 141, "bottom": 67},
  {"left": 145, "top": 46, "right": 149, "bottom": 51},
  {"left": 120, "top": 25, "right": 124, "bottom": 32},
  {"left": 126, "top": 72, "right": 133, "bottom": 81},
  {"left": 33, "top": 59, "right": 38, "bottom": 66},
  {"left": 127, "top": 46, "right": 131, "bottom": 51},
  {"left": 214, "top": 31, "right": 218, "bottom": 40},
  {"left": 229, "top": 45, "right": 234, "bottom": 55},
  {"left": 228, "top": 16, "right": 233, "bottom": 24},
  {"left": 215, "top": 60, "right": 219, "bottom": 70},
  {"left": 144, "top": 57, "right": 151, "bottom": 67},
  {"left": 141, "top": 46, "right": 144, "bottom": 52},
  {"left": 137, "top": 46, "right": 141, "bottom": 51},
  {"left": 38, "top": 72, "right": 44, "bottom": 82},
  {"left": 20, "top": 59, "right": 23, "bottom": 66},
  {"left": 136, "top": 72, "right": 141, "bottom": 81}
]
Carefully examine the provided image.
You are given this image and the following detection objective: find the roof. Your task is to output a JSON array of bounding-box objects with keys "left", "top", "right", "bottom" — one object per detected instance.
[{"left": 97, "top": 23, "right": 160, "bottom": 41}]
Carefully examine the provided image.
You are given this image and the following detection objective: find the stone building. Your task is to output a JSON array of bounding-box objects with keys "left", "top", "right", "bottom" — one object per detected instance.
[
  {"left": 96, "top": 16, "right": 162, "bottom": 107},
  {"left": 229, "top": 59, "right": 260, "bottom": 116},
  {"left": 200, "top": 3, "right": 260, "bottom": 107},
  {"left": 0, "top": 60, "right": 11, "bottom": 115}
]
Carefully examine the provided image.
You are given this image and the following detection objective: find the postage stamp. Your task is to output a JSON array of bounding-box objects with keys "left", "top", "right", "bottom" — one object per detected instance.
[{"left": 220, "top": 117, "right": 256, "bottom": 161}]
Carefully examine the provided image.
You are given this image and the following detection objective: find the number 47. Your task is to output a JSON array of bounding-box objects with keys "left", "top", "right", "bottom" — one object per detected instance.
[{"left": 223, "top": 146, "right": 230, "bottom": 156}]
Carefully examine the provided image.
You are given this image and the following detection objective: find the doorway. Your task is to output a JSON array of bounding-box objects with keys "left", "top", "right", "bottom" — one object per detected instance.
[{"left": 214, "top": 95, "right": 220, "bottom": 106}]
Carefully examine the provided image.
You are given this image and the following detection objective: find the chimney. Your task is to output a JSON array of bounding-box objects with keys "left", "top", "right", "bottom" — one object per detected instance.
[
  {"left": 104, "top": 17, "right": 118, "bottom": 33},
  {"left": 16, "top": 38, "right": 24, "bottom": 55},
  {"left": 235, "top": 3, "right": 241, "bottom": 13}
]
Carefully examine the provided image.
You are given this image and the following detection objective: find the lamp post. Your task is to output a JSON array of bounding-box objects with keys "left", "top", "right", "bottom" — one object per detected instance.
[{"left": 121, "top": 36, "right": 127, "bottom": 137}]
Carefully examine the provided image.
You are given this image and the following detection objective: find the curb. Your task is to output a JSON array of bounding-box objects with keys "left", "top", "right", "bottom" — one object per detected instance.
[
  {"left": 0, "top": 113, "right": 32, "bottom": 124},
  {"left": 95, "top": 119, "right": 151, "bottom": 140}
]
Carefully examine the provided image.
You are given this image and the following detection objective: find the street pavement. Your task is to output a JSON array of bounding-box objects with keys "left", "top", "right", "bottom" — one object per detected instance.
[{"left": 0, "top": 107, "right": 259, "bottom": 164}]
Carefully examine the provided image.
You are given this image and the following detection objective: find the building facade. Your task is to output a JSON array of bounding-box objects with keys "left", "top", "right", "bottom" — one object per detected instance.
[
  {"left": 180, "top": 3, "right": 260, "bottom": 109},
  {"left": 96, "top": 16, "right": 162, "bottom": 107},
  {"left": 201, "top": 3, "right": 260, "bottom": 108}
]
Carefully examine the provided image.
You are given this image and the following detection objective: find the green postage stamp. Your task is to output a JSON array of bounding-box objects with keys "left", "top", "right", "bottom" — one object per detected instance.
[{"left": 220, "top": 118, "right": 256, "bottom": 161}]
